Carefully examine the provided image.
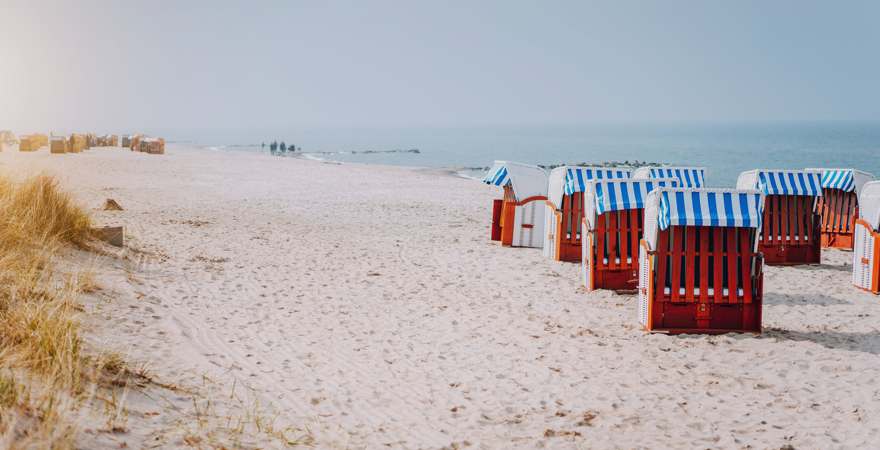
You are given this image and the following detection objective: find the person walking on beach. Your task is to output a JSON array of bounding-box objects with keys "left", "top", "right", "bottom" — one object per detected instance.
[{"left": 280, "top": 142, "right": 287, "bottom": 153}]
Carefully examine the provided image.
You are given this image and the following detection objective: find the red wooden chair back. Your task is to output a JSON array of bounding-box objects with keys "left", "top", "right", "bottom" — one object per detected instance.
[
  {"left": 759, "top": 194, "right": 820, "bottom": 264},
  {"left": 594, "top": 208, "right": 643, "bottom": 271},
  {"left": 648, "top": 225, "right": 763, "bottom": 333}
]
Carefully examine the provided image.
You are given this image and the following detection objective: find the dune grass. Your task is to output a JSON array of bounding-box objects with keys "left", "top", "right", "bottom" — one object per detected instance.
[
  {"left": 0, "top": 175, "right": 313, "bottom": 448},
  {"left": 0, "top": 174, "right": 97, "bottom": 448}
]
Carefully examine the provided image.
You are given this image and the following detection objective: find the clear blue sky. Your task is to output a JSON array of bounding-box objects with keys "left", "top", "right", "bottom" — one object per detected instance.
[{"left": 2, "top": 0, "right": 878, "bottom": 133}]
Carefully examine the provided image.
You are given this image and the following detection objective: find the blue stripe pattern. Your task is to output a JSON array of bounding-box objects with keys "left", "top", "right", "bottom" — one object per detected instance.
[
  {"left": 820, "top": 169, "right": 856, "bottom": 192},
  {"left": 755, "top": 170, "right": 822, "bottom": 196},
  {"left": 482, "top": 165, "right": 510, "bottom": 186},
  {"left": 593, "top": 180, "right": 674, "bottom": 214},
  {"left": 564, "top": 168, "right": 630, "bottom": 195},
  {"left": 648, "top": 167, "right": 705, "bottom": 188},
  {"left": 657, "top": 189, "right": 764, "bottom": 230}
]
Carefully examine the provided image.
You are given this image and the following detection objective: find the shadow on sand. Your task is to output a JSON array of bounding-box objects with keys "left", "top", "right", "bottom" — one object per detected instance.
[
  {"left": 763, "top": 327, "right": 880, "bottom": 355},
  {"left": 763, "top": 293, "right": 850, "bottom": 306}
]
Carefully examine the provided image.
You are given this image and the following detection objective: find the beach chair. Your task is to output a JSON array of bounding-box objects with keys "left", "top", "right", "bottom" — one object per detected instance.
[
  {"left": 50, "top": 136, "right": 68, "bottom": 154},
  {"left": 18, "top": 135, "right": 37, "bottom": 152},
  {"left": 68, "top": 134, "right": 87, "bottom": 153},
  {"left": 809, "top": 169, "right": 875, "bottom": 250},
  {"left": 581, "top": 178, "right": 677, "bottom": 291},
  {"left": 544, "top": 166, "right": 631, "bottom": 262},
  {"left": 736, "top": 169, "right": 822, "bottom": 265},
  {"left": 639, "top": 188, "right": 765, "bottom": 334},
  {"left": 33, "top": 134, "right": 47, "bottom": 148},
  {"left": 853, "top": 181, "right": 880, "bottom": 294},
  {"left": 632, "top": 166, "right": 706, "bottom": 188},
  {"left": 482, "top": 161, "right": 548, "bottom": 248}
]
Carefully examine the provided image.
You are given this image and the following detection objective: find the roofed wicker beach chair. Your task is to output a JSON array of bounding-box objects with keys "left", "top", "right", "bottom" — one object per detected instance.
[
  {"left": 853, "top": 181, "right": 880, "bottom": 294},
  {"left": 544, "top": 166, "right": 631, "bottom": 262},
  {"left": 808, "top": 168, "right": 875, "bottom": 250},
  {"left": 581, "top": 178, "right": 677, "bottom": 292},
  {"left": 18, "top": 135, "right": 38, "bottom": 152},
  {"left": 50, "top": 135, "right": 68, "bottom": 154},
  {"left": 632, "top": 166, "right": 706, "bottom": 188},
  {"left": 736, "top": 169, "right": 822, "bottom": 265},
  {"left": 482, "top": 161, "right": 548, "bottom": 248},
  {"left": 639, "top": 188, "right": 765, "bottom": 334}
]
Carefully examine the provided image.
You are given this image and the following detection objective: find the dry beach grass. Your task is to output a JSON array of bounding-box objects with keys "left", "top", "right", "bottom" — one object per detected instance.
[
  {"left": 0, "top": 175, "right": 95, "bottom": 448},
  {"left": 0, "top": 174, "right": 308, "bottom": 449}
]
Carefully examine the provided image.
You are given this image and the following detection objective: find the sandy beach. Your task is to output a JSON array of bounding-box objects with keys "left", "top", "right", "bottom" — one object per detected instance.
[{"left": 2, "top": 145, "right": 879, "bottom": 449}]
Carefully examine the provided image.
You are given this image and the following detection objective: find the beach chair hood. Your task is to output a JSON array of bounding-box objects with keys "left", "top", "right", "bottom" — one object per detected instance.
[
  {"left": 736, "top": 169, "right": 822, "bottom": 197},
  {"left": 860, "top": 181, "right": 880, "bottom": 231},
  {"left": 643, "top": 188, "right": 764, "bottom": 251},
  {"left": 482, "top": 161, "right": 548, "bottom": 201},
  {"left": 806, "top": 168, "right": 875, "bottom": 196},
  {"left": 582, "top": 178, "right": 678, "bottom": 230},
  {"left": 632, "top": 166, "right": 706, "bottom": 188},
  {"left": 547, "top": 166, "right": 631, "bottom": 208}
]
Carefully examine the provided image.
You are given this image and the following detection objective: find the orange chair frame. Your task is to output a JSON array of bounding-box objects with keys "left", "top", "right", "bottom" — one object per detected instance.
[{"left": 815, "top": 188, "right": 859, "bottom": 249}]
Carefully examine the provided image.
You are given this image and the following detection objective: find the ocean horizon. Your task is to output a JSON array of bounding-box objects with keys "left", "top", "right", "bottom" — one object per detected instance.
[{"left": 176, "top": 121, "right": 880, "bottom": 187}]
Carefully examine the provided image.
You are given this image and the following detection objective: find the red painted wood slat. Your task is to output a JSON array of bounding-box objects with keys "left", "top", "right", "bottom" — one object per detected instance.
[
  {"left": 685, "top": 226, "right": 696, "bottom": 302},
  {"left": 740, "top": 228, "right": 753, "bottom": 303},
  {"left": 699, "top": 227, "right": 709, "bottom": 302},
  {"left": 671, "top": 227, "right": 683, "bottom": 302},
  {"left": 727, "top": 228, "right": 738, "bottom": 303},
  {"left": 713, "top": 228, "right": 723, "bottom": 303},
  {"left": 596, "top": 213, "right": 606, "bottom": 270},
  {"left": 608, "top": 212, "right": 618, "bottom": 269}
]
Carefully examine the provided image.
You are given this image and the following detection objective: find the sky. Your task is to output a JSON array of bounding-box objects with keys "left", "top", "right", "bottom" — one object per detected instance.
[{"left": 1, "top": 0, "right": 879, "bottom": 135}]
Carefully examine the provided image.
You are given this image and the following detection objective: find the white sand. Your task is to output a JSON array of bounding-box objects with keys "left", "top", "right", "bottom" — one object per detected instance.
[{"left": 2, "top": 145, "right": 879, "bottom": 449}]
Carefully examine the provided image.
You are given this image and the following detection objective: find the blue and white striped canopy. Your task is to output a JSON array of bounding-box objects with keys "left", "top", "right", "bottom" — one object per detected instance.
[
  {"left": 644, "top": 167, "right": 705, "bottom": 188},
  {"left": 819, "top": 169, "right": 856, "bottom": 192},
  {"left": 563, "top": 167, "right": 630, "bottom": 196},
  {"left": 594, "top": 179, "right": 677, "bottom": 214},
  {"left": 482, "top": 165, "right": 510, "bottom": 186},
  {"left": 658, "top": 189, "right": 764, "bottom": 230},
  {"left": 756, "top": 170, "right": 821, "bottom": 196}
]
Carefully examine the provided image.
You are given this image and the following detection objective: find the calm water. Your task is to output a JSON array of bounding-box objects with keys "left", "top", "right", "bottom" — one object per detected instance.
[{"left": 184, "top": 122, "right": 880, "bottom": 187}]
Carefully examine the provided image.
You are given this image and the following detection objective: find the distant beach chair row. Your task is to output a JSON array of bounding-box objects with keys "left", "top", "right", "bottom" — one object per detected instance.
[
  {"left": 482, "top": 163, "right": 879, "bottom": 334},
  {"left": 126, "top": 135, "right": 165, "bottom": 154},
  {"left": 16, "top": 132, "right": 164, "bottom": 155}
]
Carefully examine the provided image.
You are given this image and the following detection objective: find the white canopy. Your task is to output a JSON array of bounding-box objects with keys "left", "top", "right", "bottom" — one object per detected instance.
[
  {"left": 483, "top": 161, "right": 548, "bottom": 201},
  {"left": 860, "top": 181, "right": 880, "bottom": 231}
]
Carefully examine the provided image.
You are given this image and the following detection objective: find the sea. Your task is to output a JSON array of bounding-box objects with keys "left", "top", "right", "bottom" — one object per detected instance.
[{"left": 180, "top": 122, "right": 880, "bottom": 187}]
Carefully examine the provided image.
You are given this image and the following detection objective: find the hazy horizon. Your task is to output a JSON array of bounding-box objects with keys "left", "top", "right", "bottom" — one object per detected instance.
[{"left": 2, "top": 0, "right": 879, "bottom": 133}]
